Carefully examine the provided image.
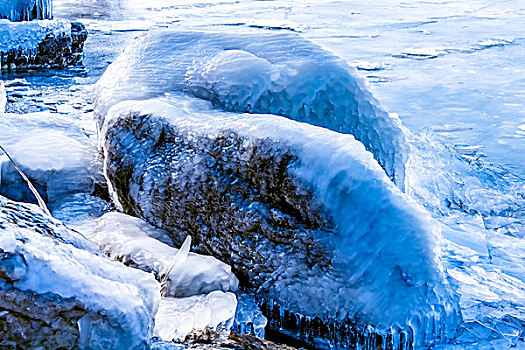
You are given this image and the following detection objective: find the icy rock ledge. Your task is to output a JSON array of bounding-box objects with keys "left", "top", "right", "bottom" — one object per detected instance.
[
  {"left": 80, "top": 212, "right": 239, "bottom": 298},
  {"left": 0, "top": 0, "right": 52, "bottom": 22},
  {"left": 99, "top": 97, "right": 461, "bottom": 349},
  {"left": 0, "top": 195, "right": 159, "bottom": 349},
  {"left": 0, "top": 19, "right": 87, "bottom": 70}
]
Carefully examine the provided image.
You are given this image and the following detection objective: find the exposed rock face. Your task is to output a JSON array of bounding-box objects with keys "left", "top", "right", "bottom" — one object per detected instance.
[
  {"left": 99, "top": 98, "right": 461, "bottom": 349},
  {"left": 0, "top": 19, "right": 87, "bottom": 70},
  {"left": 0, "top": 195, "right": 159, "bottom": 349}
]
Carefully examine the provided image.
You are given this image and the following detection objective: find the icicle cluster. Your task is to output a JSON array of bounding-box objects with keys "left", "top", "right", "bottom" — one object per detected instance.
[{"left": 0, "top": 0, "right": 53, "bottom": 22}]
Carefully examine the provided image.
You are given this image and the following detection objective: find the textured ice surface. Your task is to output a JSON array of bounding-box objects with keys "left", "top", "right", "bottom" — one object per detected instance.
[
  {"left": 94, "top": 30, "right": 409, "bottom": 186},
  {"left": 154, "top": 291, "right": 237, "bottom": 342},
  {"left": 80, "top": 212, "right": 239, "bottom": 297},
  {"left": 0, "top": 18, "right": 68, "bottom": 56},
  {"left": 233, "top": 293, "right": 267, "bottom": 339},
  {"left": 0, "top": 0, "right": 52, "bottom": 22},
  {"left": 0, "top": 111, "right": 100, "bottom": 213},
  {"left": 100, "top": 96, "right": 461, "bottom": 348},
  {"left": 0, "top": 195, "right": 159, "bottom": 349}
]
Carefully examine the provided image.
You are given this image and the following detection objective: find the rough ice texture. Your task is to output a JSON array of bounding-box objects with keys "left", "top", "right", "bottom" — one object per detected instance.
[
  {"left": 93, "top": 30, "right": 409, "bottom": 187},
  {"left": 154, "top": 291, "right": 237, "bottom": 343},
  {"left": 0, "top": 0, "right": 52, "bottom": 22},
  {"left": 233, "top": 293, "right": 267, "bottom": 338},
  {"left": 0, "top": 195, "right": 159, "bottom": 349},
  {"left": 0, "top": 19, "right": 86, "bottom": 70},
  {"left": 0, "top": 111, "right": 101, "bottom": 213},
  {"left": 100, "top": 97, "right": 461, "bottom": 349},
  {"left": 80, "top": 212, "right": 239, "bottom": 297}
]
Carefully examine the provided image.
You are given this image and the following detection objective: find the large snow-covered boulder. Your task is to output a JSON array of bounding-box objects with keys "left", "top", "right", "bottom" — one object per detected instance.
[
  {"left": 0, "top": 0, "right": 52, "bottom": 22},
  {"left": 0, "top": 19, "right": 87, "bottom": 70},
  {"left": 0, "top": 195, "right": 159, "bottom": 349},
  {"left": 99, "top": 96, "right": 461, "bottom": 349},
  {"left": 94, "top": 30, "right": 409, "bottom": 187}
]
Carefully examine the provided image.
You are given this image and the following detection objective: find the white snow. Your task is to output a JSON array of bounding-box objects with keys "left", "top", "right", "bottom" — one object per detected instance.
[
  {"left": 80, "top": 212, "right": 239, "bottom": 297},
  {"left": 154, "top": 291, "right": 237, "bottom": 342},
  {"left": 0, "top": 195, "right": 159, "bottom": 349},
  {"left": 101, "top": 95, "right": 461, "bottom": 346}
]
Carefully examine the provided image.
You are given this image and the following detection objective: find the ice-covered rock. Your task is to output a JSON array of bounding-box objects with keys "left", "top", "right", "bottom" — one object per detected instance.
[
  {"left": 0, "top": 19, "right": 87, "bottom": 70},
  {"left": 154, "top": 291, "right": 237, "bottom": 343},
  {"left": 94, "top": 30, "right": 409, "bottom": 187},
  {"left": 0, "top": 111, "right": 101, "bottom": 213},
  {"left": 0, "top": 0, "right": 52, "bottom": 22},
  {"left": 0, "top": 195, "right": 159, "bottom": 349},
  {"left": 80, "top": 211, "right": 239, "bottom": 297},
  {"left": 99, "top": 96, "right": 461, "bottom": 349}
]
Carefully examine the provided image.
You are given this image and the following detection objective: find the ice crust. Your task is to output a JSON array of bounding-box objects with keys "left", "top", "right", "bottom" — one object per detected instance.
[
  {"left": 0, "top": 195, "right": 159, "bottom": 349},
  {"left": 100, "top": 96, "right": 461, "bottom": 348},
  {"left": 0, "top": 19, "right": 69, "bottom": 59},
  {"left": 94, "top": 30, "right": 409, "bottom": 187},
  {"left": 0, "top": 0, "right": 52, "bottom": 22},
  {"left": 0, "top": 111, "right": 99, "bottom": 212},
  {"left": 80, "top": 212, "right": 239, "bottom": 297},
  {"left": 154, "top": 292, "right": 237, "bottom": 343}
]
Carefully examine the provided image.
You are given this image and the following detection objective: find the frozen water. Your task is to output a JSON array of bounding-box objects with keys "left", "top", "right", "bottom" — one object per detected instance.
[
  {"left": 79, "top": 212, "right": 239, "bottom": 297},
  {"left": 154, "top": 291, "right": 237, "bottom": 342},
  {"left": 233, "top": 293, "right": 267, "bottom": 338},
  {"left": 0, "top": 195, "right": 159, "bottom": 348},
  {"left": 0, "top": 0, "right": 52, "bottom": 22},
  {"left": 100, "top": 96, "right": 461, "bottom": 348},
  {"left": 0, "top": 111, "right": 100, "bottom": 212}
]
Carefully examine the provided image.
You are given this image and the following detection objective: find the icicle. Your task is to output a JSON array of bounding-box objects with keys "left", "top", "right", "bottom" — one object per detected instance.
[{"left": 0, "top": 0, "right": 53, "bottom": 22}]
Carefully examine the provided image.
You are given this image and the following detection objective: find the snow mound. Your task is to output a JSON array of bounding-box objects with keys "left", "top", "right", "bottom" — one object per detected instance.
[
  {"left": 94, "top": 30, "right": 409, "bottom": 187},
  {"left": 100, "top": 96, "right": 461, "bottom": 349},
  {"left": 0, "top": 111, "right": 100, "bottom": 212},
  {"left": 80, "top": 212, "right": 239, "bottom": 297},
  {"left": 0, "top": 0, "right": 52, "bottom": 22},
  {"left": 0, "top": 195, "right": 159, "bottom": 349}
]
